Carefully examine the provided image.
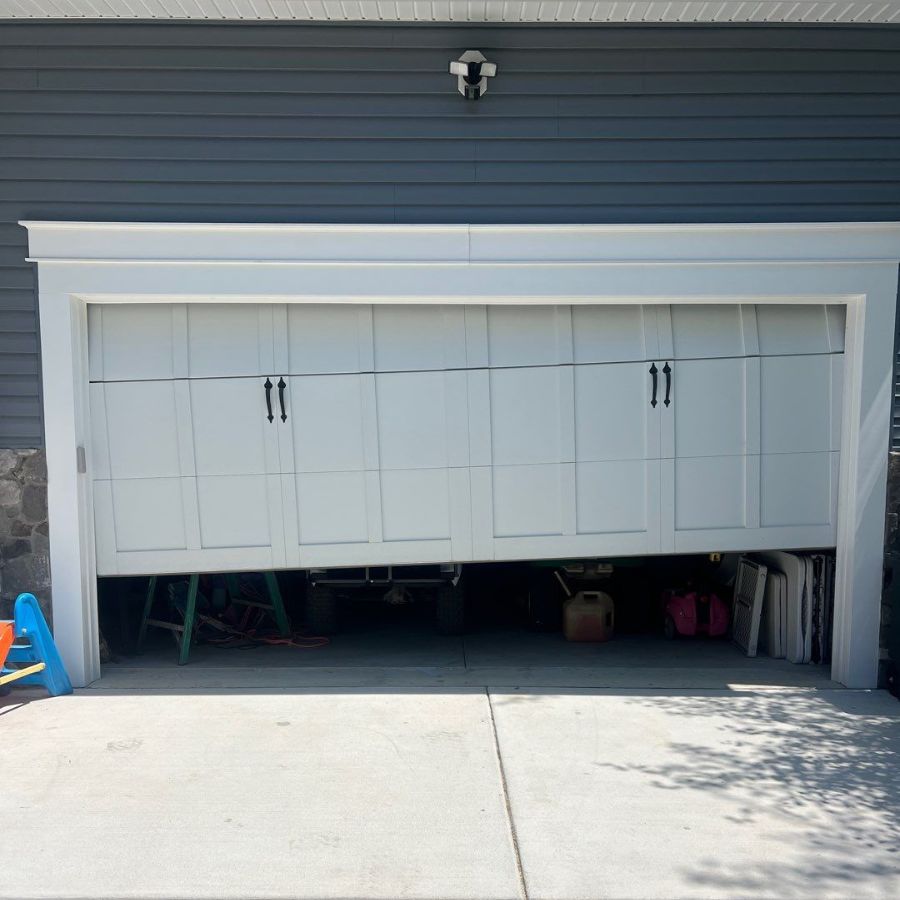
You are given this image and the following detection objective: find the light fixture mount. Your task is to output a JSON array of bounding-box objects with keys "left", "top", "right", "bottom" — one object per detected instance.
[{"left": 449, "top": 50, "right": 497, "bottom": 100}]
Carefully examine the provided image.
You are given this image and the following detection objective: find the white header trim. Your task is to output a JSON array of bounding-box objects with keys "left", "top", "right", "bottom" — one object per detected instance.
[{"left": 21, "top": 222, "right": 900, "bottom": 264}]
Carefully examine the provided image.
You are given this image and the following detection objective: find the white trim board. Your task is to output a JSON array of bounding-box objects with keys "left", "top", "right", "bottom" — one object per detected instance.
[{"left": 21, "top": 220, "right": 900, "bottom": 689}]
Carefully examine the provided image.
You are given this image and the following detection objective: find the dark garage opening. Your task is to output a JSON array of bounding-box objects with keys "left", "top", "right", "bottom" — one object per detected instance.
[{"left": 96, "top": 551, "right": 836, "bottom": 689}]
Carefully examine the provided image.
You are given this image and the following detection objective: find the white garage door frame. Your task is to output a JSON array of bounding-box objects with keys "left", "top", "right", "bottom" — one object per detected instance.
[{"left": 22, "top": 221, "right": 900, "bottom": 689}]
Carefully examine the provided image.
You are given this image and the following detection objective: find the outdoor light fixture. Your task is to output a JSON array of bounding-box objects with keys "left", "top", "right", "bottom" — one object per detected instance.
[{"left": 450, "top": 50, "right": 497, "bottom": 100}]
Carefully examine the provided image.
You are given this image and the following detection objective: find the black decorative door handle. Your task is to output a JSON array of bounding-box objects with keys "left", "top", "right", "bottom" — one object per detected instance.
[
  {"left": 649, "top": 363, "right": 658, "bottom": 408},
  {"left": 264, "top": 377, "right": 274, "bottom": 423},
  {"left": 277, "top": 377, "right": 287, "bottom": 422},
  {"left": 663, "top": 362, "right": 672, "bottom": 408}
]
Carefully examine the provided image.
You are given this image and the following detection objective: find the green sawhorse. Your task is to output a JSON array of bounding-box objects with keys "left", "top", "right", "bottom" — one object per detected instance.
[{"left": 137, "top": 572, "right": 290, "bottom": 665}]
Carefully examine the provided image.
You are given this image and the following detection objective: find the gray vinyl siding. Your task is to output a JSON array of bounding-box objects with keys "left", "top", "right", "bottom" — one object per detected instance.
[{"left": 2, "top": 23, "right": 900, "bottom": 449}]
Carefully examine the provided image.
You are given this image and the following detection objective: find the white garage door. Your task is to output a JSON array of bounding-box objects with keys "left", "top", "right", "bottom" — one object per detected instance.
[{"left": 87, "top": 302, "right": 843, "bottom": 575}]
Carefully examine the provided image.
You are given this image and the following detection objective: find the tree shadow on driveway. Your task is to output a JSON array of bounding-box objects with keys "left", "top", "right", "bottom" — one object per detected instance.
[{"left": 612, "top": 689, "right": 900, "bottom": 898}]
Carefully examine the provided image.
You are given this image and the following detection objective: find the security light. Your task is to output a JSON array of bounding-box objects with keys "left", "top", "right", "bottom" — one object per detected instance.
[{"left": 450, "top": 50, "right": 497, "bottom": 100}]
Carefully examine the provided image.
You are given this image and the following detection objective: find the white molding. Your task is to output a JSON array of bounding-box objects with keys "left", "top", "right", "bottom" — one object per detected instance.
[
  {"left": 2, "top": 0, "right": 899, "bottom": 23},
  {"left": 21, "top": 220, "right": 900, "bottom": 690},
  {"left": 22, "top": 222, "right": 900, "bottom": 264}
]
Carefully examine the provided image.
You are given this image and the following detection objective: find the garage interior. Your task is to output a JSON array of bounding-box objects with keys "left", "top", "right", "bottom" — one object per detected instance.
[
  {"left": 87, "top": 298, "right": 843, "bottom": 688},
  {"left": 96, "top": 549, "right": 837, "bottom": 689}
]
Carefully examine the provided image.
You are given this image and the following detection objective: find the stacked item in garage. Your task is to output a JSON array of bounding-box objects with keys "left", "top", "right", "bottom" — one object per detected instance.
[{"left": 754, "top": 551, "right": 835, "bottom": 664}]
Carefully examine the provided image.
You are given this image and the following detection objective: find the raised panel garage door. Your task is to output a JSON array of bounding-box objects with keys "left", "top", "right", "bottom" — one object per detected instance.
[{"left": 87, "top": 302, "right": 843, "bottom": 575}]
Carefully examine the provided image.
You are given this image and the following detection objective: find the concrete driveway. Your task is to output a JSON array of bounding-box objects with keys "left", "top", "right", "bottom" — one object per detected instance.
[{"left": 3, "top": 685, "right": 900, "bottom": 900}]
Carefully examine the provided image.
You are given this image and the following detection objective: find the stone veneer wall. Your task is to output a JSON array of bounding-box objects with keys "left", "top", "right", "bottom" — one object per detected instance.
[{"left": 0, "top": 449, "right": 50, "bottom": 621}]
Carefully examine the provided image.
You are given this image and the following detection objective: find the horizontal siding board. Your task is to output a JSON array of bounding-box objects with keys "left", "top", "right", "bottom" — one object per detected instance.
[
  {"left": 4, "top": 47, "right": 900, "bottom": 72},
  {"left": 0, "top": 373, "right": 41, "bottom": 397},
  {"left": 0, "top": 267, "right": 34, "bottom": 290},
  {"left": 0, "top": 352, "right": 40, "bottom": 377},
  {"left": 0, "top": 331, "right": 38, "bottom": 354},
  {"left": 5, "top": 91, "right": 900, "bottom": 118},
  {"left": 4, "top": 23, "right": 900, "bottom": 51},
  {"left": 0, "top": 247, "right": 33, "bottom": 266},
  {"left": 1, "top": 22, "right": 900, "bottom": 451},
  {"left": 0, "top": 396, "right": 41, "bottom": 417},
  {"left": 473, "top": 138, "right": 900, "bottom": 162},
  {"left": 4, "top": 136, "right": 900, "bottom": 163},
  {"left": 26, "top": 69, "right": 900, "bottom": 93},
  {"left": 6, "top": 158, "right": 899, "bottom": 184},
  {"left": 0, "top": 310, "right": 37, "bottom": 332},
  {"left": 7, "top": 180, "right": 900, "bottom": 206},
  {"left": 0, "top": 289, "right": 39, "bottom": 313},
  {"left": 6, "top": 114, "right": 900, "bottom": 140},
  {"left": 0, "top": 224, "right": 27, "bottom": 245}
]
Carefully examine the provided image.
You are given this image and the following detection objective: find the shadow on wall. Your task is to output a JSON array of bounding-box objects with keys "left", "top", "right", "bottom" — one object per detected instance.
[
  {"left": 882, "top": 452, "right": 900, "bottom": 694},
  {"left": 604, "top": 689, "right": 900, "bottom": 896},
  {"left": 0, "top": 449, "right": 50, "bottom": 622}
]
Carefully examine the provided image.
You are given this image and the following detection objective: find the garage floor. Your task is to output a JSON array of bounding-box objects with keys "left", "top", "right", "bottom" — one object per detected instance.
[
  {"left": 99, "top": 620, "right": 836, "bottom": 691},
  {"left": 3, "top": 682, "right": 899, "bottom": 900}
]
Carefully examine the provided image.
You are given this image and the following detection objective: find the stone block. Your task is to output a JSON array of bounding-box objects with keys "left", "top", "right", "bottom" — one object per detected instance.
[
  {"left": 1, "top": 538, "right": 31, "bottom": 561},
  {"left": 0, "top": 449, "right": 18, "bottom": 475},
  {"left": 21, "top": 484, "right": 48, "bottom": 523},
  {"left": 0, "top": 479, "right": 20, "bottom": 509},
  {"left": 21, "top": 451, "right": 47, "bottom": 484},
  {"left": 31, "top": 525, "right": 50, "bottom": 555},
  {"left": 0, "top": 552, "right": 51, "bottom": 608}
]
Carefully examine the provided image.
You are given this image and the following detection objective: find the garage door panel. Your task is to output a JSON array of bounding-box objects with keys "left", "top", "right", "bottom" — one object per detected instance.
[
  {"left": 287, "top": 374, "right": 370, "bottom": 473},
  {"left": 375, "top": 370, "right": 467, "bottom": 470},
  {"left": 671, "top": 357, "right": 752, "bottom": 459},
  {"left": 761, "top": 354, "right": 841, "bottom": 454},
  {"left": 110, "top": 477, "right": 188, "bottom": 553},
  {"left": 373, "top": 305, "right": 467, "bottom": 371},
  {"left": 486, "top": 306, "right": 573, "bottom": 368},
  {"left": 88, "top": 303, "right": 178, "bottom": 382},
  {"left": 489, "top": 367, "right": 573, "bottom": 466},
  {"left": 572, "top": 305, "right": 657, "bottom": 364},
  {"left": 760, "top": 451, "right": 838, "bottom": 528},
  {"left": 667, "top": 304, "right": 754, "bottom": 360},
  {"left": 673, "top": 455, "right": 751, "bottom": 532},
  {"left": 195, "top": 475, "right": 278, "bottom": 551},
  {"left": 186, "top": 304, "right": 274, "bottom": 378},
  {"left": 756, "top": 304, "right": 844, "bottom": 356},
  {"left": 286, "top": 304, "right": 373, "bottom": 375},
  {"left": 491, "top": 464, "right": 568, "bottom": 539},
  {"left": 190, "top": 378, "right": 276, "bottom": 476},
  {"left": 89, "top": 384, "right": 111, "bottom": 480},
  {"left": 380, "top": 469, "right": 452, "bottom": 542},
  {"left": 299, "top": 539, "right": 454, "bottom": 569},
  {"left": 574, "top": 362, "right": 654, "bottom": 462},
  {"left": 100, "top": 380, "right": 182, "bottom": 480},
  {"left": 89, "top": 303, "right": 279, "bottom": 381},
  {"left": 575, "top": 460, "right": 653, "bottom": 536},
  {"left": 295, "top": 471, "right": 370, "bottom": 546}
]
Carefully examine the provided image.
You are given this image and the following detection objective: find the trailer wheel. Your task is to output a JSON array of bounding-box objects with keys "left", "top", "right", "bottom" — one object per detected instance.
[
  {"left": 307, "top": 584, "right": 340, "bottom": 636},
  {"left": 663, "top": 614, "right": 678, "bottom": 641},
  {"left": 436, "top": 582, "right": 466, "bottom": 636}
]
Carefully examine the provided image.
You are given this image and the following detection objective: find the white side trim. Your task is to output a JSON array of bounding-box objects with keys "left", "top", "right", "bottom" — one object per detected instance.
[{"left": 22, "top": 221, "right": 900, "bottom": 690}]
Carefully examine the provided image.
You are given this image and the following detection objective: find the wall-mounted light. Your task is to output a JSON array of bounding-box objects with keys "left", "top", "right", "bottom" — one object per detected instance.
[{"left": 449, "top": 50, "right": 497, "bottom": 100}]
